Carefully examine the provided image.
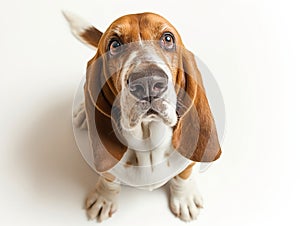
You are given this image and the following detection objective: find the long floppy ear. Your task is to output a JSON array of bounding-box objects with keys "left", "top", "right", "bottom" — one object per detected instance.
[
  {"left": 172, "top": 49, "right": 221, "bottom": 162},
  {"left": 62, "top": 11, "right": 102, "bottom": 49},
  {"left": 84, "top": 53, "right": 127, "bottom": 172}
]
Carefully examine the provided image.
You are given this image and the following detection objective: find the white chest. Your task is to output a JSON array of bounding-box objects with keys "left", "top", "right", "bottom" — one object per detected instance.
[{"left": 108, "top": 120, "right": 192, "bottom": 191}]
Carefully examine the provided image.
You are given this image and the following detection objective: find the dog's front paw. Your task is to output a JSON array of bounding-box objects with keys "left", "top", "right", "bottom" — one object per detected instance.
[
  {"left": 169, "top": 176, "right": 203, "bottom": 222},
  {"left": 86, "top": 190, "right": 118, "bottom": 222},
  {"left": 86, "top": 178, "right": 120, "bottom": 223},
  {"left": 73, "top": 102, "right": 87, "bottom": 130}
]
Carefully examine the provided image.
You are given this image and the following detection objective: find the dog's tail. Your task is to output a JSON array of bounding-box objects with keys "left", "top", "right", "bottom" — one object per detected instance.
[{"left": 62, "top": 11, "right": 102, "bottom": 49}]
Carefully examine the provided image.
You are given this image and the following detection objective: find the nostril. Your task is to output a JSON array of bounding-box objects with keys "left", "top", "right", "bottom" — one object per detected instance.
[
  {"left": 153, "top": 82, "right": 167, "bottom": 91},
  {"left": 130, "top": 84, "right": 144, "bottom": 93},
  {"left": 129, "top": 83, "right": 145, "bottom": 99},
  {"left": 128, "top": 73, "right": 168, "bottom": 100}
]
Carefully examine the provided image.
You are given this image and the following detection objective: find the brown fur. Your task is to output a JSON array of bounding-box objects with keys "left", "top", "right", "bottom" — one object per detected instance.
[
  {"left": 80, "top": 27, "right": 103, "bottom": 47},
  {"left": 82, "top": 13, "right": 221, "bottom": 173},
  {"left": 172, "top": 49, "right": 221, "bottom": 162},
  {"left": 178, "top": 162, "right": 196, "bottom": 179}
]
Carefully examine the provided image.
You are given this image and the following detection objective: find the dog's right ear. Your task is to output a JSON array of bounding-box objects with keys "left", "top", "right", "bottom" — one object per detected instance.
[{"left": 62, "top": 11, "right": 102, "bottom": 49}]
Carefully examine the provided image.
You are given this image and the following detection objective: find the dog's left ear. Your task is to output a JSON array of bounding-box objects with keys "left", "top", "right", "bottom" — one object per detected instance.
[
  {"left": 63, "top": 11, "right": 102, "bottom": 48},
  {"left": 84, "top": 53, "right": 127, "bottom": 173},
  {"left": 172, "top": 49, "right": 221, "bottom": 162}
]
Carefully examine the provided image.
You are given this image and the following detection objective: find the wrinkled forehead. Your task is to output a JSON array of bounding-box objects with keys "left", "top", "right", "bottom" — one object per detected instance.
[{"left": 104, "top": 13, "right": 181, "bottom": 44}]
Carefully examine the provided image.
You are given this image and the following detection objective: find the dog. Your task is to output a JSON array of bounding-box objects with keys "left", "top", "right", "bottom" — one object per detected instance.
[{"left": 64, "top": 11, "right": 221, "bottom": 222}]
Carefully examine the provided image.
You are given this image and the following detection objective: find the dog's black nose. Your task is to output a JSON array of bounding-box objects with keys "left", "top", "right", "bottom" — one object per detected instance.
[{"left": 128, "top": 71, "right": 168, "bottom": 101}]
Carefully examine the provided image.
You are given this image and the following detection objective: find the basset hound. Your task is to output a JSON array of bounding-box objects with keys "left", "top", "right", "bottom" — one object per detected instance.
[{"left": 64, "top": 11, "right": 222, "bottom": 222}]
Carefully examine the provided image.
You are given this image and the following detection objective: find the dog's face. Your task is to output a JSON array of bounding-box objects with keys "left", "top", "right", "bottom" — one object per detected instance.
[
  {"left": 64, "top": 11, "right": 221, "bottom": 172},
  {"left": 95, "top": 13, "right": 184, "bottom": 130}
]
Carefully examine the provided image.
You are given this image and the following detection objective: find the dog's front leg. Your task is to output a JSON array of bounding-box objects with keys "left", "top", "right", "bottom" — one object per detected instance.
[
  {"left": 86, "top": 175, "right": 120, "bottom": 222},
  {"left": 169, "top": 163, "right": 203, "bottom": 221}
]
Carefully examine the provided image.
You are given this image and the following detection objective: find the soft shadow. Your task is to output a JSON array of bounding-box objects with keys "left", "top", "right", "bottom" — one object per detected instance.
[
  {"left": 18, "top": 91, "right": 172, "bottom": 209},
  {"left": 19, "top": 92, "right": 98, "bottom": 203}
]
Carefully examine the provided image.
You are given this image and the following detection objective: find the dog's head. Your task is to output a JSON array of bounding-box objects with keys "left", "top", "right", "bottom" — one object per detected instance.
[
  {"left": 88, "top": 13, "right": 183, "bottom": 129},
  {"left": 65, "top": 12, "right": 221, "bottom": 172}
]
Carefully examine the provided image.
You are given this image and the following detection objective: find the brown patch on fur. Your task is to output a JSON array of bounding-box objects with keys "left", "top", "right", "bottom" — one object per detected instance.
[
  {"left": 85, "top": 53, "right": 127, "bottom": 172},
  {"left": 80, "top": 27, "right": 102, "bottom": 48},
  {"left": 124, "top": 161, "right": 133, "bottom": 168},
  {"left": 101, "top": 172, "right": 116, "bottom": 182},
  {"left": 172, "top": 49, "right": 222, "bottom": 162},
  {"left": 96, "top": 13, "right": 183, "bottom": 55},
  {"left": 165, "top": 152, "right": 170, "bottom": 157},
  {"left": 178, "top": 162, "right": 196, "bottom": 179},
  {"left": 84, "top": 12, "right": 221, "bottom": 173}
]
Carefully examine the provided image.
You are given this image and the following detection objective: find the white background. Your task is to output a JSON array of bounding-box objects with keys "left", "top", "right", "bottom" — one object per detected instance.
[{"left": 1, "top": 0, "right": 299, "bottom": 225}]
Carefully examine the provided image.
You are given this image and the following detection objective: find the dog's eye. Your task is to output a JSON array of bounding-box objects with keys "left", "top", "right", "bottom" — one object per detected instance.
[
  {"left": 160, "top": 33, "right": 175, "bottom": 51},
  {"left": 109, "top": 40, "right": 122, "bottom": 55}
]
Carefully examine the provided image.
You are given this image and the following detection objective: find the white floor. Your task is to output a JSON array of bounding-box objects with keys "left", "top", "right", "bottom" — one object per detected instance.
[{"left": 1, "top": 1, "right": 299, "bottom": 226}]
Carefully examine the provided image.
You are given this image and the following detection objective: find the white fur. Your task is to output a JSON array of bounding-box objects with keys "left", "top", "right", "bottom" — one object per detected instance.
[
  {"left": 138, "top": 32, "right": 144, "bottom": 46},
  {"left": 111, "top": 27, "right": 123, "bottom": 37},
  {"left": 160, "top": 24, "right": 170, "bottom": 32},
  {"left": 119, "top": 44, "right": 177, "bottom": 132},
  {"left": 110, "top": 42, "right": 184, "bottom": 190},
  {"left": 169, "top": 175, "right": 203, "bottom": 221},
  {"left": 73, "top": 102, "right": 87, "bottom": 130},
  {"left": 86, "top": 177, "right": 120, "bottom": 222},
  {"left": 69, "top": 19, "right": 199, "bottom": 222},
  {"left": 118, "top": 46, "right": 177, "bottom": 167},
  {"left": 62, "top": 10, "right": 97, "bottom": 49},
  {"left": 120, "top": 51, "right": 139, "bottom": 90}
]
